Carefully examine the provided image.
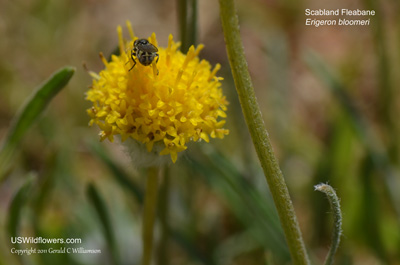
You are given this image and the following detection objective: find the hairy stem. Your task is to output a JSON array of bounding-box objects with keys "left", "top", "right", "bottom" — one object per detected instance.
[
  {"left": 314, "top": 183, "right": 342, "bottom": 265},
  {"left": 218, "top": 0, "right": 310, "bottom": 264}
]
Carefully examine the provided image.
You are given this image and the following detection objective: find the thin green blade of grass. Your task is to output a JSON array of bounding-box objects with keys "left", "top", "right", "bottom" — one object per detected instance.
[
  {"left": 308, "top": 117, "right": 353, "bottom": 243},
  {"left": 7, "top": 174, "right": 35, "bottom": 239},
  {"left": 363, "top": 0, "right": 394, "bottom": 144},
  {"left": 87, "top": 140, "right": 144, "bottom": 204},
  {"left": 358, "top": 154, "right": 389, "bottom": 263},
  {"left": 30, "top": 151, "right": 75, "bottom": 265},
  {"left": 6, "top": 174, "right": 35, "bottom": 265},
  {"left": 205, "top": 149, "right": 285, "bottom": 231},
  {"left": 86, "top": 183, "right": 120, "bottom": 265},
  {"left": 0, "top": 66, "right": 75, "bottom": 180},
  {"left": 187, "top": 149, "right": 290, "bottom": 262},
  {"left": 304, "top": 52, "right": 369, "bottom": 144},
  {"left": 169, "top": 229, "right": 217, "bottom": 265},
  {"left": 88, "top": 142, "right": 214, "bottom": 265},
  {"left": 304, "top": 51, "right": 400, "bottom": 220},
  {"left": 364, "top": 0, "right": 399, "bottom": 165}
]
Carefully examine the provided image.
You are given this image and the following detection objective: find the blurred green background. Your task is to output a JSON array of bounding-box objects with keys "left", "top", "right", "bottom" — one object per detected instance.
[{"left": 0, "top": 0, "right": 399, "bottom": 264}]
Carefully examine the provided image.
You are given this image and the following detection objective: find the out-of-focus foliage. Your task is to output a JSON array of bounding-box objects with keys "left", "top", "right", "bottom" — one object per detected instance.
[{"left": 0, "top": 0, "right": 399, "bottom": 264}]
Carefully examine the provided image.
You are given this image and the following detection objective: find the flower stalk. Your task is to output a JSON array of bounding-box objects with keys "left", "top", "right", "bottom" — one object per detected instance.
[
  {"left": 177, "top": 0, "right": 198, "bottom": 52},
  {"left": 156, "top": 167, "right": 170, "bottom": 265},
  {"left": 218, "top": 0, "right": 310, "bottom": 264},
  {"left": 142, "top": 167, "right": 159, "bottom": 265}
]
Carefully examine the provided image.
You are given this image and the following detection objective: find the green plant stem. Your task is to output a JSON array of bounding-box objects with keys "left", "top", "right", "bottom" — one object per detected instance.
[
  {"left": 188, "top": 0, "right": 198, "bottom": 47},
  {"left": 314, "top": 184, "right": 342, "bottom": 265},
  {"left": 156, "top": 167, "right": 169, "bottom": 265},
  {"left": 142, "top": 167, "right": 159, "bottom": 265},
  {"left": 177, "top": 0, "right": 197, "bottom": 52},
  {"left": 218, "top": 1, "right": 310, "bottom": 264},
  {"left": 178, "top": 0, "right": 188, "bottom": 52}
]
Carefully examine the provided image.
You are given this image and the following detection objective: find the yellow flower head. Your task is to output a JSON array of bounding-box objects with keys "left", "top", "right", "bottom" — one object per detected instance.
[{"left": 86, "top": 21, "right": 229, "bottom": 164}]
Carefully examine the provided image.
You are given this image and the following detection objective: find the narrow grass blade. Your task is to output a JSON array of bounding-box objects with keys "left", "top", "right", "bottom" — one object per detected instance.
[
  {"left": 303, "top": 52, "right": 369, "bottom": 143},
  {"left": 358, "top": 154, "right": 389, "bottom": 262},
  {"left": 304, "top": 51, "right": 400, "bottom": 219},
  {"left": 6, "top": 174, "right": 34, "bottom": 265},
  {"left": 88, "top": 141, "right": 213, "bottom": 264},
  {"left": 7, "top": 174, "right": 35, "bottom": 238},
  {"left": 186, "top": 148, "right": 290, "bottom": 262},
  {"left": 88, "top": 140, "right": 144, "bottom": 203},
  {"left": 363, "top": 0, "right": 394, "bottom": 140},
  {"left": 86, "top": 183, "right": 120, "bottom": 265},
  {"left": 169, "top": 230, "right": 217, "bottom": 265},
  {"left": 0, "top": 66, "right": 75, "bottom": 180}
]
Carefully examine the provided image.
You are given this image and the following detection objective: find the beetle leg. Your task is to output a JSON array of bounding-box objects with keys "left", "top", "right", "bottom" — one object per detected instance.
[{"left": 129, "top": 52, "right": 136, "bottom": 71}]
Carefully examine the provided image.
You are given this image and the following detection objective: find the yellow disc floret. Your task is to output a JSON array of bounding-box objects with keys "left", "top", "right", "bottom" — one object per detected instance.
[{"left": 86, "top": 22, "right": 229, "bottom": 163}]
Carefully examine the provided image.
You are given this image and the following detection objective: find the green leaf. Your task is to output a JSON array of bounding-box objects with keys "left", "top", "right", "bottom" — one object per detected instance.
[
  {"left": 88, "top": 140, "right": 144, "bottom": 203},
  {"left": 86, "top": 183, "right": 120, "bottom": 265},
  {"left": 7, "top": 174, "right": 35, "bottom": 238},
  {"left": 186, "top": 148, "right": 290, "bottom": 262},
  {"left": 88, "top": 141, "right": 214, "bottom": 264},
  {"left": 0, "top": 66, "right": 75, "bottom": 180},
  {"left": 304, "top": 51, "right": 400, "bottom": 219}
]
